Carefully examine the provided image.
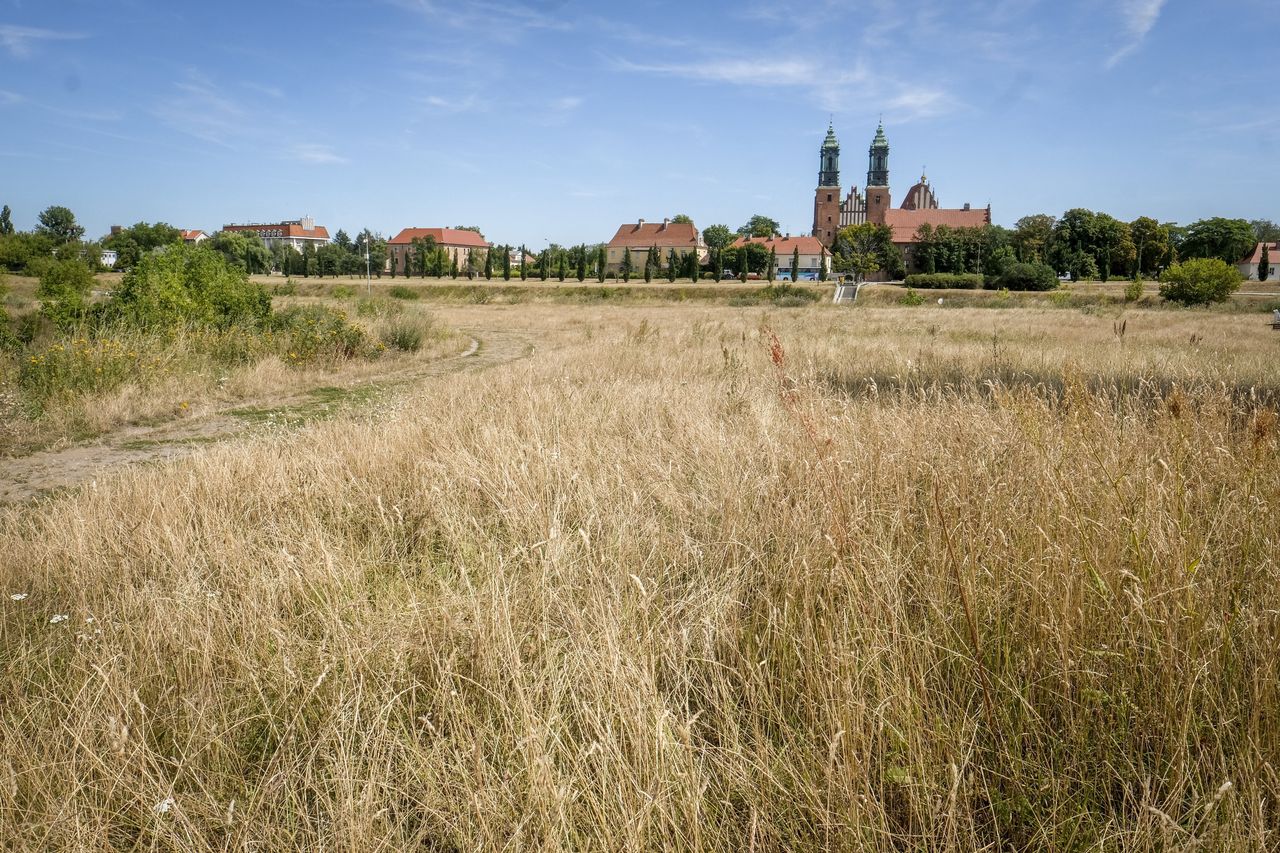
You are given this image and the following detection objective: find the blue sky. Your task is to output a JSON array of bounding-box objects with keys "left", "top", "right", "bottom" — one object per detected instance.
[{"left": 1, "top": 0, "right": 1276, "bottom": 247}]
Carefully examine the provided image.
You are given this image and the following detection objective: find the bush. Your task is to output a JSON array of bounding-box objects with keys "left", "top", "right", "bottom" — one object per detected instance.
[
  {"left": 269, "top": 305, "right": 368, "bottom": 363},
  {"left": 114, "top": 245, "right": 270, "bottom": 328},
  {"left": 903, "top": 273, "right": 983, "bottom": 289},
  {"left": 380, "top": 314, "right": 438, "bottom": 352},
  {"left": 356, "top": 298, "right": 403, "bottom": 318},
  {"left": 36, "top": 259, "right": 95, "bottom": 329},
  {"left": 759, "top": 283, "right": 819, "bottom": 304},
  {"left": 1124, "top": 278, "right": 1144, "bottom": 302},
  {"left": 992, "top": 262, "right": 1058, "bottom": 292},
  {"left": 387, "top": 285, "right": 419, "bottom": 300},
  {"left": 900, "top": 288, "right": 925, "bottom": 306},
  {"left": 332, "top": 285, "right": 356, "bottom": 299},
  {"left": 1158, "top": 258, "right": 1242, "bottom": 306}
]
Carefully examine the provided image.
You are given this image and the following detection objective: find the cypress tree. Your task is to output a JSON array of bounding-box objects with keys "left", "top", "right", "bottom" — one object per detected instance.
[
  {"left": 738, "top": 247, "right": 747, "bottom": 283},
  {"left": 768, "top": 246, "right": 777, "bottom": 282},
  {"left": 597, "top": 246, "right": 606, "bottom": 282},
  {"left": 503, "top": 246, "right": 512, "bottom": 281},
  {"left": 389, "top": 251, "right": 397, "bottom": 278},
  {"left": 559, "top": 254, "right": 567, "bottom": 282},
  {"left": 622, "top": 247, "right": 633, "bottom": 282},
  {"left": 450, "top": 256, "right": 459, "bottom": 279},
  {"left": 484, "top": 248, "right": 493, "bottom": 280},
  {"left": 668, "top": 249, "right": 677, "bottom": 282},
  {"left": 520, "top": 245, "right": 528, "bottom": 281},
  {"left": 792, "top": 246, "right": 801, "bottom": 283},
  {"left": 1260, "top": 243, "right": 1271, "bottom": 282},
  {"left": 576, "top": 247, "right": 586, "bottom": 282},
  {"left": 689, "top": 250, "right": 700, "bottom": 282},
  {"left": 819, "top": 248, "right": 828, "bottom": 281},
  {"left": 644, "top": 254, "right": 653, "bottom": 283}
]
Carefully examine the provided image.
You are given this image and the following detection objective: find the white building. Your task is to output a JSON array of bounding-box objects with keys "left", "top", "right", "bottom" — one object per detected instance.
[
  {"left": 1238, "top": 242, "right": 1277, "bottom": 281},
  {"left": 99, "top": 249, "right": 118, "bottom": 269},
  {"left": 220, "top": 217, "right": 330, "bottom": 252}
]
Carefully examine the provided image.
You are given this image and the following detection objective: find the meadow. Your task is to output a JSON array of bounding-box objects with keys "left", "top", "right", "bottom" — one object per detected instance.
[{"left": 1, "top": 298, "right": 1278, "bottom": 850}]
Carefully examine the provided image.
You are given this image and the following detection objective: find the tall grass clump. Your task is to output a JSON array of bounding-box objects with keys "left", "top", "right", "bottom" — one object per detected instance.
[{"left": 1, "top": 305, "right": 1277, "bottom": 850}]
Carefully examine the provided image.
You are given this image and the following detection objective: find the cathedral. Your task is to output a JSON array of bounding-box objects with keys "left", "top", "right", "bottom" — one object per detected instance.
[{"left": 811, "top": 123, "right": 990, "bottom": 271}]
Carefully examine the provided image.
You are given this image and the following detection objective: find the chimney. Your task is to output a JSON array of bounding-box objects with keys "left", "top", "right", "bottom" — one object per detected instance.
[
  {"left": 661, "top": 217, "right": 670, "bottom": 230},
  {"left": 636, "top": 218, "right": 645, "bottom": 232},
  {"left": 110, "top": 225, "right": 122, "bottom": 235}
]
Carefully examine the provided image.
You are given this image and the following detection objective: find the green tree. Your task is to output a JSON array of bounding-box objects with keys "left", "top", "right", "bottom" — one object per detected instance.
[
  {"left": 671, "top": 214, "right": 693, "bottom": 225},
  {"left": 737, "top": 215, "right": 781, "bottom": 238},
  {"left": 520, "top": 245, "right": 528, "bottom": 281},
  {"left": 1095, "top": 213, "right": 1136, "bottom": 281},
  {"left": 1259, "top": 243, "right": 1270, "bottom": 282},
  {"left": 667, "top": 249, "right": 677, "bottom": 282},
  {"left": 389, "top": 251, "right": 398, "bottom": 278},
  {"left": 621, "top": 247, "right": 633, "bottom": 282},
  {"left": 35, "top": 205, "right": 85, "bottom": 244},
  {"left": 833, "top": 222, "right": 900, "bottom": 280},
  {"left": 596, "top": 245, "right": 606, "bottom": 282},
  {"left": 791, "top": 246, "right": 801, "bottom": 282},
  {"left": 1250, "top": 219, "right": 1280, "bottom": 243},
  {"left": 1129, "top": 216, "right": 1173, "bottom": 277},
  {"left": 702, "top": 224, "right": 734, "bottom": 251},
  {"left": 1179, "top": 218, "right": 1256, "bottom": 265},
  {"left": 502, "top": 245, "right": 512, "bottom": 281},
  {"left": 333, "top": 229, "right": 352, "bottom": 252},
  {"left": 208, "top": 230, "right": 272, "bottom": 275},
  {"left": 1012, "top": 214, "right": 1054, "bottom": 263},
  {"left": 576, "top": 246, "right": 586, "bottom": 282},
  {"left": 1158, "top": 257, "right": 1242, "bottom": 305},
  {"left": 0, "top": 205, "right": 14, "bottom": 236},
  {"left": 36, "top": 259, "right": 95, "bottom": 329},
  {"left": 767, "top": 246, "right": 777, "bottom": 282}
]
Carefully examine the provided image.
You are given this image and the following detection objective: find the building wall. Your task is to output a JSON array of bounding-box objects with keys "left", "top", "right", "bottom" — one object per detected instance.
[
  {"left": 812, "top": 186, "right": 841, "bottom": 246},
  {"left": 606, "top": 245, "right": 699, "bottom": 268},
  {"left": 866, "top": 186, "right": 891, "bottom": 225}
]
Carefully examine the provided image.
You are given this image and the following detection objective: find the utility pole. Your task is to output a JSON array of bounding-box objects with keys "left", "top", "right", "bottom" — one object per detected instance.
[{"left": 365, "top": 234, "right": 372, "bottom": 296}]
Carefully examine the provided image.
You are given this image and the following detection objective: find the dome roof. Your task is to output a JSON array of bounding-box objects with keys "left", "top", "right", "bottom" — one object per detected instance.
[
  {"left": 822, "top": 124, "right": 839, "bottom": 150},
  {"left": 870, "top": 122, "right": 889, "bottom": 149}
]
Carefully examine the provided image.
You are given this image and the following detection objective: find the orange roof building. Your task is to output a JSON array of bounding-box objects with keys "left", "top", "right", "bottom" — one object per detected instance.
[
  {"left": 731, "top": 235, "right": 831, "bottom": 279},
  {"left": 605, "top": 218, "right": 704, "bottom": 269},
  {"left": 221, "top": 217, "right": 329, "bottom": 252},
  {"left": 386, "top": 227, "right": 491, "bottom": 270}
]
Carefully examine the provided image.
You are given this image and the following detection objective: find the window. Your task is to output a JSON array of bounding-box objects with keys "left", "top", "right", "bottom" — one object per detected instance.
[{"left": 827, "top": 193, "right": 833, "bottom": 202}]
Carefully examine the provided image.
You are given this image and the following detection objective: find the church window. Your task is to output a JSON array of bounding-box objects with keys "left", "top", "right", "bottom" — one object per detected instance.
[{"left": 827, "top": 193, "right": 833, "bottom": 202}]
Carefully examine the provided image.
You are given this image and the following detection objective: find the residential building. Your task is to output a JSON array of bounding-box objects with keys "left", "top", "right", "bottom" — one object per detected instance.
[
  {"left": 812, "top": 123, "right": 991, "bottom": 276},
  {"left": 731, "top": 235, "right": 830, "bottom": 280},
  {"left": 99, "top": 249, "right": 118, "bottom": 269},
  {"left": 181, "top": 230, "right": 210, "bottom": 244},
  {"left": 387, "top": 227, "right": 491, "bottom": 272},
  {"left": 221, "top": 217, "right": 330, "bottom": 252},
  {"left": 605, "top": 219, "right": 704, "bottom": 270},
  {"left": 1238, "top": 242, "right": 1277, "bottom": 281}
]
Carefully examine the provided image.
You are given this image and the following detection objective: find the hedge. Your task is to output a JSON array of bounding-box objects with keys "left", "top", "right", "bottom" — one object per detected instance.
[{"left": 902, "top": 273, "right": 984, "bottom": 289}]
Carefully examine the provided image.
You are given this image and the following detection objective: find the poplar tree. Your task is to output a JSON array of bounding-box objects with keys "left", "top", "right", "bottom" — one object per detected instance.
[
  {"left": 792, "top": 246, "right": 802, "bottom": 283},
  {"left": 0, "top": 205, "right": 13, "bottom": 235}
]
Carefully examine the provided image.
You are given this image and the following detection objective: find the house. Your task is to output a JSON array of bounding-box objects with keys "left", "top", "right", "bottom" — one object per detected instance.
[
  {"left": 181, "top": 230, "right": 210, "bottom": 244},
  {"left": 387, "top": 227, "right": 491, "bottom": 272},
  {"left": 1238, "top": 242, "right": 1277, "bottom": 281},
  {"left": 221, "top": 217, "right": 330, "bottom": 252},
  {"left": 605, "top": 219, "right": 704, "bottom": 271},
  {"left": 99, "top": 249, "right": 118, "bottom": 269},
  {"left": 731, "top": 235, "right": 831, "bottom": 280}
]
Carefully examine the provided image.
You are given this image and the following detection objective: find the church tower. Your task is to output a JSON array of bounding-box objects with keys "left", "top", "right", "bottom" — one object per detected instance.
[
  {"left": 865, "top": 123, "right": 891, "bottom": 225},
  {"left": 812, "top": 124, "right": 842, "bottom": 246}
]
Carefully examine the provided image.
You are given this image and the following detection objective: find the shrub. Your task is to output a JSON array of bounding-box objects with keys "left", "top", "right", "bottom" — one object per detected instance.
[
  {"left": 900, "top": 288, "right": 925, "bottom": 306},
  {"left": 36, "top": 259, "right": 95, "bottom": 329},
  {"left": 759, "top": 283, "right": 819, "bottom": 304},
  {"left": 992, "top": 262, "right": 1058, "bottom": 292},
  {"left": 332, "top": 285, "right": 356, "bottom": 299},
  {"left": 1124, "top": 278, "right": 1144, "bottom": 302},
  {"left": 356, "top": 298, "right": 403, "bottom": 318},
  {"left": 114, "top": 245, "right": 270, "bottom": 328},
  {"left": 273, "top": 278, "right": 297, "bottom": 296},
  {"left": 903, "top": 273, "right": 983, "bottom": 289},
  {"left": 1158, "top": 258, "right": 1242, "bottom": 306},
  {"left": 269, "top": 305, "right": 368, "bottom": 363},
  {"left": 380, "top": 314, "right": 438, "bottom": 352},
  {"left": 388, "top": 285, "right": 419, "bottom": 300}
]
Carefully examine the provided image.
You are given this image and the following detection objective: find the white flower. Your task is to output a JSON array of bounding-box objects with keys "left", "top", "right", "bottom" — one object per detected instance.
[
  {"left": 153, "top": 797, "right": 175, "bottom": 815},
  {"left": 9, "top": 593, "right": 28, "bottom": 601},
  {"left": 49, "top": 614, "right": 69, "bottom": 624}
]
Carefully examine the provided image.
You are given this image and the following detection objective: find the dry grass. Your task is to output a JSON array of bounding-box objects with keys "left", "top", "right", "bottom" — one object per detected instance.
[
  {"left": 1, "top": 303, "right": 1277, "bottom": 850},
  {"left": 0, "top": 299, "right": 460, "bottom": 455}
]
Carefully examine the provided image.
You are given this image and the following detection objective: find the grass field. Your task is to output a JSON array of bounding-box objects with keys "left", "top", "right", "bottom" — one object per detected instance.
[{"left": 1, "top": 300, "right": 1278, "bottom": 850}]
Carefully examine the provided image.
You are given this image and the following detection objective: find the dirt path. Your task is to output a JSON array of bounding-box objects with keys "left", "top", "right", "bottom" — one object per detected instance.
[{"left": 0, "top": 328, "right": 537, "bottom": 504}]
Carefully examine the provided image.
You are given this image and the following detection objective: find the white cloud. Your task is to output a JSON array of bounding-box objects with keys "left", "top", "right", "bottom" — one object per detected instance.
[
  {"left": 154, "top": 71, "right": 247, "bottom": 146},
  {"left": 292, "top": 143, "right": 347, "bottom": 165},
  {"left": 550, "top": 96, "right": 582, "bottom": 111},
  {"left": 0, "top": 24, "right": 87, "bottom": 58},
  {"left": 422, "top": 94, "right": 484, "bottom": 113},
  {"left": 1107, "top": 0, "right": 1167, "bottom": 68}
]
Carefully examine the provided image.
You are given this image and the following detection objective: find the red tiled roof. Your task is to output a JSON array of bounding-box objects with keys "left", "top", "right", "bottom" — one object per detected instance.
[
  {"left": 222, "top": 222, "right": 331, "bottom": 240},
  {"left": 884, "top": 207, "right": 991, "bottom": 243},
  {"left": 181, "top": 229, "right": 207, "bottom": 241},
  {"left": 607, "top": 221, "right": 700, "bottom": 249},
  {"left": 1241, "top": 242, "right": 1278, "bottom": 264},
  {"left": 731, "top": 235, "right": 826, "bottom": 254},
  {"left": 389, "top": 227, "right": 490, "bottom": 248}
]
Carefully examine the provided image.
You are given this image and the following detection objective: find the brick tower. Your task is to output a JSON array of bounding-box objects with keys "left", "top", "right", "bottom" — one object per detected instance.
[
  {"left": 812, "top": 124, "right": 842, "bottom": 246},
  {"left": 865, "top": 122, "right": 891, "bottom": 225}
]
